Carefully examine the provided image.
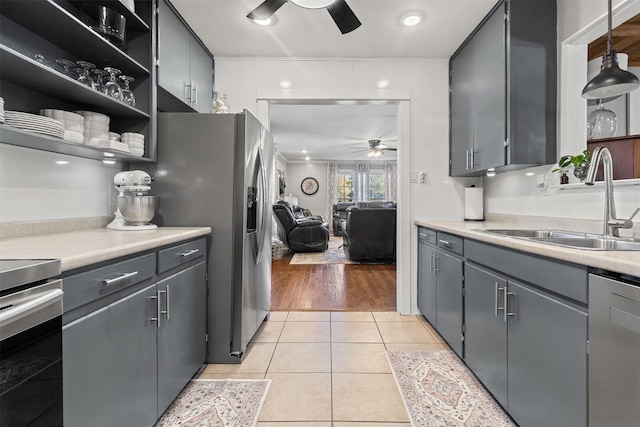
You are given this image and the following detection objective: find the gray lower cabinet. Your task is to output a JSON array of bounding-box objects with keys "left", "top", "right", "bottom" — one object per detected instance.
[
  {"left": 417, "top": 236, "right": 437, "bottom": 324},
  {"left": 417, "top": 227, "right": 463, "bottom": 357},
  {"left": 62, "top": 239, "right": 207, "bottom": 426},
  {"left": 157, "top": 261, "right": 207, "bottom": 417},
  {"left": 464, "top": 239, "right": 587, "bottom": 427},
  {"left": 506, "top": 280, "right": 587, "bottom": 427},
  {"left": 435, "top": 251, "right": 463, "bottom": 357},
  {"left": 464, "top": 264, "right": 507, "bottom": 408},
  {"left": 63, "top": 284, "right": 158, "bottom": 427}
]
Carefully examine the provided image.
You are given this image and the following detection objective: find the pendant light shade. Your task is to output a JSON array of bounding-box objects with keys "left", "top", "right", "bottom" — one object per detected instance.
[{"left": 581, "top": 0, "right": 640, "bottom": 99}]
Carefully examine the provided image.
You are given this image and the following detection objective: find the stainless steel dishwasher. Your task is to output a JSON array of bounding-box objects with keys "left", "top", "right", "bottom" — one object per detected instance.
[{"left": 589, "top": 273, "right": 640, "bottom": 426}]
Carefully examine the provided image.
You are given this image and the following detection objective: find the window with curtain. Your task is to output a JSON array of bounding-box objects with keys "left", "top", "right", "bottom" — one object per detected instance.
[
  {"left": 337, "top": 172, "right": 354, "bottom": 202},
  {"left": 332, "top": 162, "right": 396, "bottom": 202}
]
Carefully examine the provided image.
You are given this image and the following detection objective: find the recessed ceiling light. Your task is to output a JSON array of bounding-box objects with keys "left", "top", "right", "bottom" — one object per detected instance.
[
  {"left": 399, "top": 11, "right": 425, "bottom": 27},
  {"left": 103, "top": 152, "right": 115, "bottom": 157},
  {"left": 486, "top": 171, "right": 496, "bottom": 177},
  {"left": 280, "top": 80, "right": 292, "bottom": 88},
  {"left": 305, "top": 155, "right": 310, "bottom": 161},
  {"left": 102, "top": 158, "right": 117, "bottom": 165},
  {"left": 525, "top": 172, "right": 535, "bottom": 176},
  {"left": 301, "top": 149, "right": 308, "bottom": 153},
  {"left": 290, "top": 0, "right": 335, "bottom": 9},
  {"left": 377, "top": 79, "right": 390, "bottom": 88},
  {"left": 55, "top": 160, "right": 69, "bottom": 165},
  {"left": 487, "top": 168, "right": 495, "bottom": 172}
]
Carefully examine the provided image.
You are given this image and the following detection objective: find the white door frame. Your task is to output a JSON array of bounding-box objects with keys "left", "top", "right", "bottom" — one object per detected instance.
[{"left": 256, "top": 88, "right": 412, "bottom": 314}]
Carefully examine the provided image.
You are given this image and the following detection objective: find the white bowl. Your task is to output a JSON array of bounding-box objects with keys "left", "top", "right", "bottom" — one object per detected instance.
[
  {"left": 63, "top": 130, "right": 84, "bottom": 144},
  {"left": 108, "top": 132, "right": 121, "bottom": 140},
  {"left": 75, "top": 111, "right": 110, "bottom": 124},
  {"left": 84, "top": 128, "right": 109, "bottom": 139},
  {"left": 62, "top": 120, "right": 84, "bottom": 133},
  {"left": 129, "top": 148, "right": 144, "bottom": 156},
  {"left": 122, "top": 132, "right": 144, "bottom": 140},
  {"left": 83, "top": 119, "right": 109, "bottom": 130},
  {"left": 126, "top": 140, "right": 144, "bottom": 149},
  {"left": 40, "top": 109, "right": 84, "bottom": 123}
]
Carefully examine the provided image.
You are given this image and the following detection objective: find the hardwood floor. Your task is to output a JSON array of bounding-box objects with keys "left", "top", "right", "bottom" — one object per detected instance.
[{"left": 271, "top": 254, "right": 397, "bottom": 311}]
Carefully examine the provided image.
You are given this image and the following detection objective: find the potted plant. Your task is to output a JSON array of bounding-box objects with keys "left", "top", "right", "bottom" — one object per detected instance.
[{"left": 552, "top": 149, "right": 591, "bottom": 183}]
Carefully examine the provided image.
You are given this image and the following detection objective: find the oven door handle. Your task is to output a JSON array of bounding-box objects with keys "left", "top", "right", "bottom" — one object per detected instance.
[{"left": 0, "top": 288, "right": 64, "bottom": 340}]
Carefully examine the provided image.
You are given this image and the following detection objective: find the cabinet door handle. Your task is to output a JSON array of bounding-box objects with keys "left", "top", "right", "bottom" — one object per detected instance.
[
  {"left": 159, "top": 287, "right": 170, "bottom": 320},
  {"left": 184, "top": 81, "right": 192, "bottom": 104},
  {"left": 504, "top": 290, "right": 515, "bottom": 322},
  {"left": 179, "top": 249, "right": 200, "bottom": 258},
  {"left": 103, "top": 271, "right": 138, "bottom": 287},
  {"left": 433, "top": 254, "right": 440, "bottom": 272},
  {"left": 495, "top": 283, "right": 504, "bottom": 316},
  {"left": 192, "top": 83, "right": 198, "bottom": 107},
  {"left": 466, "top": 149, "right": 470, "bottom": 170},
  {"left": 149, "top": 293, "right": 160, "bottom": 327},
  {"left": 471, "top": 149, "right": 477, "bottom": 169}
]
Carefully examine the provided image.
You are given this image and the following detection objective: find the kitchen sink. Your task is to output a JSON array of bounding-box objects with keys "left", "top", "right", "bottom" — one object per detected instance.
[
  {"left": 481, "top": 229, "right": 582, "bottom": 238},
  {"left": 530, "top": 237, "right": 640, "bottom": 251},
  {"left": 476, "top": 229, "right": 640, "bottom": 251}
]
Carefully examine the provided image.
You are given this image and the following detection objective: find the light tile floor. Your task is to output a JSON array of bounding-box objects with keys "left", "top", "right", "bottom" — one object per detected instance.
[{"left": 199, "top": 311, "right": 450, "bottom": 426}]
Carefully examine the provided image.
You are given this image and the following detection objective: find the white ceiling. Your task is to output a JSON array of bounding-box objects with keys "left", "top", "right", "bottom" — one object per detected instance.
[
  {"left": 170, "top": 0, "right": 497, "bottom": 161},
  {"left": 269, "top": 102, "right": 399, "bottom": 162}
]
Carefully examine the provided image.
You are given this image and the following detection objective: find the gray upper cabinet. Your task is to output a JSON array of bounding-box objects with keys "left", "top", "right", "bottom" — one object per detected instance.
[
  {"left": 157, "top": 0, "right": 213, "bottom": 113},
  {"left": 449, "top": 0, "right": 557, "bottom": 176}
]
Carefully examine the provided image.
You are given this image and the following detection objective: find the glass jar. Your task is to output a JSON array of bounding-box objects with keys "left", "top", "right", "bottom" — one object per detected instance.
[{"left": 213, "top": 91, "right": 229, "bottom": 113}]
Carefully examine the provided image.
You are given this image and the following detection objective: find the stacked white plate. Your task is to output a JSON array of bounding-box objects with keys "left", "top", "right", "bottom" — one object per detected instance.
[
  {"left": 40, "top": 109, "right": 84, "bottom": 143},
  {"left": 108, "top": 132, "right": 121, "bottom": 142},
  {"left": 0, "top": 97, "right": 5, "bottom": 124},
  {"left": 76, "top": 111, "right": 110, "bottom": 146},
  {"left": 122, "top": 132, "right": 144, "bottom": 156},
  {"left": 4, "top": 111, "right": 64, "bottom": 138}
]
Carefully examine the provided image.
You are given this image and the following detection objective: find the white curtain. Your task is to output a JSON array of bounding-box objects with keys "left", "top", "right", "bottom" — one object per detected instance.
[
  {"left": 325, "top": 162, "right": 339, "bottom": 234},
  {"left": 353, "top": 163, "right": 370, "bottom": 202},
  {"left": 384, "top": 162, "right": 397, "bottom": 201}
]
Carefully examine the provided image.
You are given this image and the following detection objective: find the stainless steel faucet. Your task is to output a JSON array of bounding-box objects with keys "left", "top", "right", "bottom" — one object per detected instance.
[{"left": 585, "top": 146, "right": 639, "bottom": 237}]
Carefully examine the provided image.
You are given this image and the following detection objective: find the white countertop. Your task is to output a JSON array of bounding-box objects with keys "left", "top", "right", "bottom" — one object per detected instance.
[
  {"left": 415, "top": 219, "right": 640, "bottom": 277},
  {"left": 0, "top": 227, "right": 211, "bottom": 272}
]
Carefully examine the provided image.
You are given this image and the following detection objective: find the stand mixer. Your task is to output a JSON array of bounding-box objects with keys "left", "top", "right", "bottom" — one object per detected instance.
[{"left": 106, "top": 170, "right": 160, "bottom": 230}]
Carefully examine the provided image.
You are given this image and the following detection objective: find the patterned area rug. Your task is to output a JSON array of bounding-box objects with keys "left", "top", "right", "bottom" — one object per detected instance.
[
  {"left": 289, "top": 236, "right": 356, "bottom": 265},
  {"left": 155, "top": 379, "right": 270, "bottom": 427},
  {"left": 387, "top": 350, "right": 515, "bottom": 427}
]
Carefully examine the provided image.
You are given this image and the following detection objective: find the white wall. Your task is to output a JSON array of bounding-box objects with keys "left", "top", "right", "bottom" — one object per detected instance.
[
  {"left": 0, "top": 144, "right": 121, "bottom": 223},
  {"left": 285, "top": 162, "right": 328, "bottom": 219},
  {"left": 485, "top": 0, "right": 640, "bottom": 221}
]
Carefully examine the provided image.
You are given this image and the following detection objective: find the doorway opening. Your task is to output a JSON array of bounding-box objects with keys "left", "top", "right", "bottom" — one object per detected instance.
[{"left": 257, "top": 93, "right": 411, "bottom": 313}]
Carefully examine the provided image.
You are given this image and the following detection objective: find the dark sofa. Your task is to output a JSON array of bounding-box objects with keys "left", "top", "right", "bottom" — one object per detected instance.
[
  {"left": 332, "top": 201, "right": 396, "bottom": 236},
  {"left": 272, "top": 201, "right": 329, "bottom": 253},
  {"left": 341, "top": 203, "right": 397, "bottom": 262}
]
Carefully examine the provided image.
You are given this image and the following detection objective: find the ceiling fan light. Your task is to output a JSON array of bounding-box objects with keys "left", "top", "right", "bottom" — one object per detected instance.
[{"left": 289, "top": 0, "right": 336, "bottom": 9}]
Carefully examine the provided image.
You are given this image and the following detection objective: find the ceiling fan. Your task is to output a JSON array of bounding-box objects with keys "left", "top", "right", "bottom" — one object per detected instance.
[
  {"left": 349, "top": 139, "right": 397, "bottom": 158},
  {"left": 247, "top": 0, "right": 361, "bottom": 34}
]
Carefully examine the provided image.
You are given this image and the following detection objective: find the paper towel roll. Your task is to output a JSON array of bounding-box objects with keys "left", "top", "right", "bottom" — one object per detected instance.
[{"left": 465, "top": 187, "right": 484, "bottom": 220}]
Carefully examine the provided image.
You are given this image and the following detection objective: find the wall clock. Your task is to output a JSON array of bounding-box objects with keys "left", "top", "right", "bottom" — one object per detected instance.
[{"left": 300, "top": 177, "right": 319, "bottom": 195}]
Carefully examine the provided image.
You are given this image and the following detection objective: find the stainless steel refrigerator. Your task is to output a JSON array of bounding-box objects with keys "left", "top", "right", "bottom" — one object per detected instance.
[{"left": 151, "top": 110, "right": 273, "bottom": 364}]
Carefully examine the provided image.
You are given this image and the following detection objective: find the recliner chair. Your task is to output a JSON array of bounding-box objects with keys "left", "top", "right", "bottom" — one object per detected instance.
[{"left": 273, "top": 202, "right": 329, "bottom": 253}]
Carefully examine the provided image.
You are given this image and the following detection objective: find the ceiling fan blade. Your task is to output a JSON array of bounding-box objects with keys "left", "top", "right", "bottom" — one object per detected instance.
[
  {"left": 326, "top": 0, "right": 361, "bottom": 34},
  {"left": 247, "top": 0, "right": 287, "bottom": 20},
  {"left": 383, "top": 148, "right": 397, "bottom": 151}
]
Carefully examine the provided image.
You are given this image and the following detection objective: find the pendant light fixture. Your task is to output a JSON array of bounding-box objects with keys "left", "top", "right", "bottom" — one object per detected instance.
[{"left": 581, "top": 0, "right": 639, "bottom": 99}]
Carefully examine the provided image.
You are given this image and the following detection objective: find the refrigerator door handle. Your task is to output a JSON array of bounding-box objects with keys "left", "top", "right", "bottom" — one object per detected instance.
[{"left": 255, "top": 151, "right": 268, "bottom": 264}]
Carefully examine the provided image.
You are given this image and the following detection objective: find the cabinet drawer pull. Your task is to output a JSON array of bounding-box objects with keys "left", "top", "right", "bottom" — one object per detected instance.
[
  {"left": 184, "top": 81, "right": 192, "bottom": 104},
  {"left": 192, "top": 83, "right": 198, "bottom": 107},
  {"left": 103, "top": 271, "right": 139, "bottom": 286},
  {"left": 438, "top": 239, "right": 452, "bottom": 248},
  {"left": 179, "top": 249, "right": 200, "bottom": 258}
]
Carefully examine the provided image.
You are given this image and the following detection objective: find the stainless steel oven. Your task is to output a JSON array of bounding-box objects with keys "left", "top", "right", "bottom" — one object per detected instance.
[{"left": 0, "top": 259, "right": 63, "bottom": 427}]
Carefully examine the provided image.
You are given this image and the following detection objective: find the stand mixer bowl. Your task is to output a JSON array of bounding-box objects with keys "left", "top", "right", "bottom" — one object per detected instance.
[{"left": 117, "top": 195, "right": 160, "bottom": 225}]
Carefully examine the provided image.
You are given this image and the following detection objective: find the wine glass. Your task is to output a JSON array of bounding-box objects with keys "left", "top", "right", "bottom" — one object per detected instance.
[
  {"left": 91, "top": 69, "right": 107, "bottom": 93},
  {"left": 55, "top": 59, "right": 78, "bottom": 79},
  {"left": 119, "top": 75, "right": 136, "bottom": 107},
  {"left": 103, "top": 67, "right": 123, "bottom": 101},
  {"left": 75, "top": 61, "right": 97, "bottom": 89}
]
